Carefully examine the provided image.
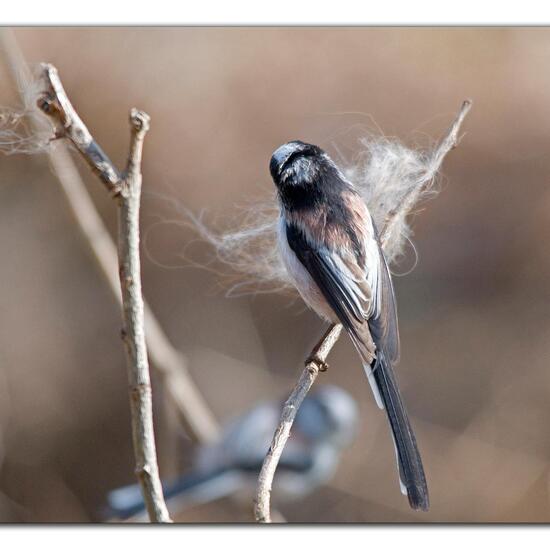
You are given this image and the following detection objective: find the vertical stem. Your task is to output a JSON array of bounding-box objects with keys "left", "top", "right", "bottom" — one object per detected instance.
[{"left": 117, "top": 111, "right": 170, "bottom": 523}]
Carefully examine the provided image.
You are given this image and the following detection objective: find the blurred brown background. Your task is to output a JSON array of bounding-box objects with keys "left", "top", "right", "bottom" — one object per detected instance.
[{"left": 1, "top": 27, "right": 550, "bottom": 523}]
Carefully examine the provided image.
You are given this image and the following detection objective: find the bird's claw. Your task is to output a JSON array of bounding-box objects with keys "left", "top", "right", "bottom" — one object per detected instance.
[{"left": 306, "top": 355, "right": 329, "bottom": 373}]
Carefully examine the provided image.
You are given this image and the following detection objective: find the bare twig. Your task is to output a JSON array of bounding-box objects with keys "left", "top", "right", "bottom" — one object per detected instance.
[
  {"left": 254, "top": 323, "right": 342, "bottom": 523},
  {"left": 0, "top": 28, "right": 220, "bottom": 446},
  {"left": 380, "top": 99, "right": 472, "bottom": 246},
  {"left": 254, "top": 99, "right": 472, "bottom": 523},
  {"left": 118, "top": 108, "right": 171, "bottom": 522},
  {"left": 38, "top": 66, "right": 120, "bottom": 193},
  {"left": 35, "top": 62, "right": 171, "bottom": 522}
]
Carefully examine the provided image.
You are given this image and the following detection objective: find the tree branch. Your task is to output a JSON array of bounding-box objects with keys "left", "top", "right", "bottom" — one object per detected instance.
[
  {"left": 254, "top": 323, "right": 342, "bottom": 523},
  {"left": 38, "top": 64, "right": 121, "bottom": 193},
  {"left": 254, "top": 99, "right": 472, "bottom": 523},
  {"left": 36, "top": 62, "right": 172, "bottom": 522},
  {"left": 0, "top": 29, "right": 220, "bottom": 447},
  {"left": 380, "top": 99, "right": 472, "bottom": 246},
  {"left": 117, "top": 109, "right": 171, "bottom": 522}
]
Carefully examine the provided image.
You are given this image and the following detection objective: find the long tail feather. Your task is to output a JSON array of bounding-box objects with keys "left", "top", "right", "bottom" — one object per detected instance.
[{"left": 372, "top": 350, "right": 429, "bottom": 511}]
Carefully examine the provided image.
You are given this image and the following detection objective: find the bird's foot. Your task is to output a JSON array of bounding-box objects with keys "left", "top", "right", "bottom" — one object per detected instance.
[{"left": 306, "top": 354, "right": 329, "bottom": 373}]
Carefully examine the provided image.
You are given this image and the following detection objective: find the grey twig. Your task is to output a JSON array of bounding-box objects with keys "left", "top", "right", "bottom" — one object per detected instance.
[
  {"left": 254, "top": 99, "right": 472, "bottom": 523},
  {"left": 38, "top": 65, "right": 121, "bottom": 192},
  {"left": 380, "top": 99, "right": 472, "bottom": 246},
  {"left": 254, "top": 323, "right": 343, "bottom": 523},
  {"left": 0, "top": 29, "right": 220, "bottom": 446},
  {"left": 118, "top": 109, "right": 171, "bottom": 522},
  {"left": 37, "top": 63, "right": 171, "bottom": 522}
]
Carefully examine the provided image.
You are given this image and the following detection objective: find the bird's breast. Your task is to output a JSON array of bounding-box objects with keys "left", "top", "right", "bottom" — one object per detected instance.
[{"left": 277, "top": 216, "right": 337, "bottom": 322}]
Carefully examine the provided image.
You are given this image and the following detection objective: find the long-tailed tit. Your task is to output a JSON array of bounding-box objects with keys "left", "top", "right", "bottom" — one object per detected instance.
[
  {"left": 270, "top": 140, "right": 429, "bottom": 511},
  {"left": 106, "top": 385, "right": 358, "bottom": 520}
]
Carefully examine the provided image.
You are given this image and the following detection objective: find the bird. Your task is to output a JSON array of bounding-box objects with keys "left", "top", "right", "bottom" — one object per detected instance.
[
  {"left": 269, "top": 140, "right": 429, "bottom": 511},
  {"left": 105, "top": 385, "right": 358, "bottom": 520}
]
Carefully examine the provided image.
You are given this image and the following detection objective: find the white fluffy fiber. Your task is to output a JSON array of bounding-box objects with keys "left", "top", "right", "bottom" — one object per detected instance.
[
  {"left": 0, "top": 65, "right": 53, "bottom": 156},
  {"left": 166, "top": 200, "right": 289, "bottom": 297},
  {"left": 186, "top": 135, "right": 442, "bottom": 296},
  {"left": 0, "top": 70, "right": 445, "bottom": 296},
  {"left": 344, "top": 136, "right": 439, "bottom": 263}
]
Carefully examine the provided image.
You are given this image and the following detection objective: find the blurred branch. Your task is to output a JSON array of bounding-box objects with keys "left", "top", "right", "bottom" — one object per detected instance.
[
  {"left": 254, "top": 323, "right": 342, "bottom": 523},
  {"left": 0, "top": 29, "right": 220, "bottom": 446},
  {"left": 35, "top": 62, "right": 170, "bottom": 523},
  {"left": 380, "top": 99, "right": 472, "bottom": 245},
  {"left": 254, "top": 99, "right": 472, "bottom": 523}
]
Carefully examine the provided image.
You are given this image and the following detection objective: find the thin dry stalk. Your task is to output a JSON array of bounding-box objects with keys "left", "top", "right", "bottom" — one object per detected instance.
[
  {"left": 254, "top": 324, "right": 342, "bottom": 523},
  {"left": 380, "top": 99, "right": 472, "bottom": 246}
]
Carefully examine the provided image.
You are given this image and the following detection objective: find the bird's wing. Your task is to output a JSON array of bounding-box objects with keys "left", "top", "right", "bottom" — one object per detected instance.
[
  {"left": 285, "top": 210, "right": 399, "bottom": 365},
  {"left": 196, "top": 401, "right": 313, "bottom": 474},
  {"left": 369, "top": 231, "right": 400, "bottom": 364}
]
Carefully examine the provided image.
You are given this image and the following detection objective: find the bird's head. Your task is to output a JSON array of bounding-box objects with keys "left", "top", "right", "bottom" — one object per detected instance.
[
  {"left": 295, "top": 385, "right": 359, "bottom": 448},
  {"left": 269, "top": 140, "right": 326, "bottom": 189},
  {"left": 269, "top": 140, "right": 350, "bottom": 210}
]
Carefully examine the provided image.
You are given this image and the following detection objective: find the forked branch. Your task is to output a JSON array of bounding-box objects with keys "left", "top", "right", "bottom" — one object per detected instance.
[
  {"left": 0, "top": 28, "right": 220, "bottom": 445},
  {"left": 37, "top": 63, "right": 170, "bottom": 523}
]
